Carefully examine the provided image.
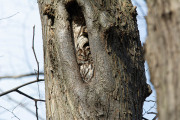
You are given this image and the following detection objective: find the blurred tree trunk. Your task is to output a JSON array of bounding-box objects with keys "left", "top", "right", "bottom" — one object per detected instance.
[
  {"left": 146, "top": 0, "right": 180, "bottom": 120},
  {"left": 38, "top": 0, "right": 151, "bottom": 119}
]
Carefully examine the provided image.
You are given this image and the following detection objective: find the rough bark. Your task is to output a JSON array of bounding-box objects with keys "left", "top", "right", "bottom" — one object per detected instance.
[
  {"left": 146, "top": 0, "right": 180, "bottom": 120},
  {"left": 38, "top": 0, "right": 151, "bottom": 119}
]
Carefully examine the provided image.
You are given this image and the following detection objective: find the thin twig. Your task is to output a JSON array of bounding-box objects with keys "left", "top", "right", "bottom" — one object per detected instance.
[
  {"left": 143, "top": 102, "right": 156, "bottom": 116},
  {"left": 145, "top": 100, "right": 156, "bottom": 103},
  {"left": 32, "top": 25, "right": 40, "bottom": 81},
  {"left": 0, "top": 12, "right": 19, "bottom": 20},
  {"left": 16, "top": 90, "right": 44, "bottom": 120},
  {"left": 16, "top": 90, "right": 45, "bottom": 102},
  {"left": 0, "top": 79, "right": 45, "bottom": 120},
  {"left": 32, "top": 25, "right": 42, "bottom": 120},
  {"left": 152, "top": 115, "right": 158, "bottom": 120},
  {"left": 147, "top": 112, "right": 157, "bottom": 115},
  {"left": 15, "top": 89, "right": 44, "bottom": 120},
  {"left": 0, "top": 89, "right": 44, "bottom": 119},
  {"left": 0, "top": 79, "right": 44, "bottom": 97},
  {"left": 0, "top": 106, "right": 20, "bottom": 120},
  {"left": 35, "top": 101, "right": 39, "bottom": 120},
  {"left": 0, "top": 72, "right": 44, "bottom": 79},
  {"left": 32, "top": 25, "right": 41, "bottom": 99}
]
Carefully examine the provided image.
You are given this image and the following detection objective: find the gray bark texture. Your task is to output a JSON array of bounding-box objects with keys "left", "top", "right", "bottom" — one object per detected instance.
[
  {"left": 38, "top": 0, "right": 151, "bottom": 119},
  {"left": 146, "top": 0, "right": 180, "bottom": 120}
]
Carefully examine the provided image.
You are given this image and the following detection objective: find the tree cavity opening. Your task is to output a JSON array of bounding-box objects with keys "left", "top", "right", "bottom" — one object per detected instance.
[{"left": 66, "top": 1, "right": 94, "bottom": 83}]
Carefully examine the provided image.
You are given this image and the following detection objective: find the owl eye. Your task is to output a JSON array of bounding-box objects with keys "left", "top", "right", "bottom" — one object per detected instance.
[
  {"left": 82, "top": 32, "right": 88, "bottom": 38},
  {"left": 77, "top": 36, "right": 88, "bottom": 49},
  {"left": 83, "top": 42, "right": 89, "bottom": 49},
  {"left": 85, "top": 46, "right": 90, "bottom": 50}
]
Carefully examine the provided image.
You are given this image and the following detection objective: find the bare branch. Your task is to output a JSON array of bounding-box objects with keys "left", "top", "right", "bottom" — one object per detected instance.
[
  {"left": 143, "top": 102, "right": 156, "bottom": 116},
  {"left": 0, "top": 106, "right": 20, "bottom": 120},
  {"left": 32, "top": 25, "right": 41, "bottom": 100},
  {"left": 145, "top": 100, "right": 156, "bottom": 103},
  {"left": 0, "top": 72, "right": 44, "bottom": 80},
  {"left": 35, "top": 101, "right": 39, "bottom": 120},
  {"left": 0, "top": 78, "right": 45, "bottom": 120},
  {"left": 0, "top": 79, "right": 44, "bottom": 97},
  {"left": 152, "top": 115, "right": 158, "bottom": 120},
  {"left": 0, "top": 12, "right": 19, "bottom": 20},
  {"left": 16, "top": 90, "right": 45, "bottom": 102},
  {"left": 32, "top": 25, "right": 40, "bottom": 81},
  {"left": 0, "top": 89, "right": 44, "bottom": 119},
  {"left": 16, "top": 90, "right": 44, "bottom": 120},
  {"left": 147, "top": 112, "right": 157, "bottom": 115}
]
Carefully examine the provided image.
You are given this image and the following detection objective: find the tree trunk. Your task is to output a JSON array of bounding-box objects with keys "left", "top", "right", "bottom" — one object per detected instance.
[
  {"left": 146, "top": 0, "right": 180, "bottom": 120},
  {"left": 38, "top": 0, "right": 151, "bottom": 119}
]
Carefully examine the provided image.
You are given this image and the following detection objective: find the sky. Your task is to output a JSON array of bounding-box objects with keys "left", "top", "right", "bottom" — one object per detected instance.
[
  {"left": 0, "top": 0, "right": 156, "bottom": 120},
  {"left": 0, "top": 0, "right": 45, "bottom": 120}
]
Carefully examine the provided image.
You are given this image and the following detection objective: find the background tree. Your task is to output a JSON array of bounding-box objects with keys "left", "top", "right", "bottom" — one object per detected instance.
[
  {"left": 38, "top": 0, "right": 151, "bottom": 119},
  {"left": 146, "top": 0, "right": 180, "bottom": 120}
]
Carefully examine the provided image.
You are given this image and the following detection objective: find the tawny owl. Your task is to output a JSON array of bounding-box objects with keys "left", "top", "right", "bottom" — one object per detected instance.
[{"left": 75, "top": 27, "right": 94, "bottom": 83}]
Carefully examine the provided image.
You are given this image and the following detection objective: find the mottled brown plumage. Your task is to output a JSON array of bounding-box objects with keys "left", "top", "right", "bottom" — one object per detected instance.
[{"left": 73, "top": 22, "right": 94, "bottom": 82}]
